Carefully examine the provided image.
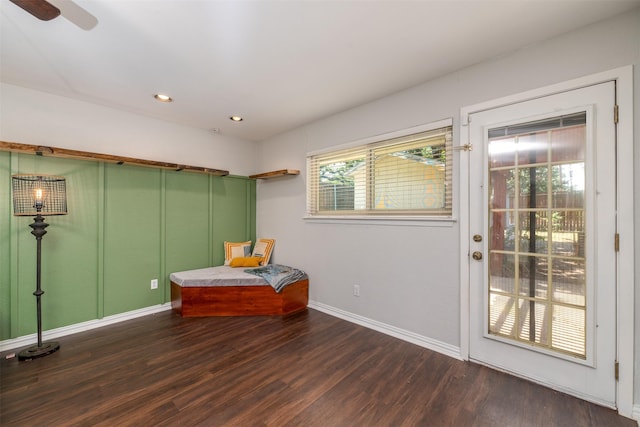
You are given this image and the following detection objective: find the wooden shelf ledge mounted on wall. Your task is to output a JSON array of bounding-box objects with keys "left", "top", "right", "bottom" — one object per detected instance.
[
  {"left": 249, "top": 169, "right": 300, "bottom": 180},
  {"left": 0, "top": 141, "right": 229, "bottom": 176}
]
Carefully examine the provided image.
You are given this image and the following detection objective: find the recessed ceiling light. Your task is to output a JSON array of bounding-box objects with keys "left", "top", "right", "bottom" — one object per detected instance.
[
  {"left": 154, "top": 94, "right": 173, "bottom": 102},
  {"left": 229, "top": 115, "right": 243, "bottom": 122}
]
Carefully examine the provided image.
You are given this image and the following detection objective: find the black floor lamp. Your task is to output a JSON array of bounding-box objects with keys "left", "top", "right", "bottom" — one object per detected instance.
[{"left": 12, "top": 174, "right": 68, "bottom": 361}]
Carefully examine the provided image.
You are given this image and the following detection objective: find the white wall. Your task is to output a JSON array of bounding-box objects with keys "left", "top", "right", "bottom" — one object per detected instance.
[
  {"left": 256, "top": 6, "right": 640, "bottom": 399},
  {"left": 0, "top": 84, "right": 259, "bottom": 176}
]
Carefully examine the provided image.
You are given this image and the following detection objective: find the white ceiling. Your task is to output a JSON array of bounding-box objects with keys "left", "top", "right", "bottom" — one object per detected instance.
[{"left": 2, "top": 0, "right": 638, "bottom": 142}]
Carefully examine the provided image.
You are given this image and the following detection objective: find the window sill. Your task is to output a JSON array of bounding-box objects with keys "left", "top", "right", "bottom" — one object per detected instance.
[{"left": 303, "top": 215, "right": 457, "bottom": 227}]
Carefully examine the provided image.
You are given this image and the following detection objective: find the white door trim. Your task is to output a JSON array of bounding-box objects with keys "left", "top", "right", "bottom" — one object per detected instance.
[{"left": 458, "top": 66, "right": 634, "bottom": 417}]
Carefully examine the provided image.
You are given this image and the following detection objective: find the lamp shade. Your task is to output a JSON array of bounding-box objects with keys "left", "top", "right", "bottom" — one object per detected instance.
[{"left": 12, "top": 175, "right": 68, "bottom": 216}]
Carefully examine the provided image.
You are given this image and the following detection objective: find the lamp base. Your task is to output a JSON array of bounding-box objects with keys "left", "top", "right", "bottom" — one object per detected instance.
[{"left": 18, "top": 341, "right": 60, "bottom": 361}]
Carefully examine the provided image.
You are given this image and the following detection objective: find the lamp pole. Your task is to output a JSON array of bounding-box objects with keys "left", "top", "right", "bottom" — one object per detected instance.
[{"left": 29, "top": 210, "right": 49, "bottom": 349}]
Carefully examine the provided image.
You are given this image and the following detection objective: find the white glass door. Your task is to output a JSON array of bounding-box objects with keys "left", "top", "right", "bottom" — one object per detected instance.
[{"left": 468, "top": 82, "right": 617, "bottom": 407}]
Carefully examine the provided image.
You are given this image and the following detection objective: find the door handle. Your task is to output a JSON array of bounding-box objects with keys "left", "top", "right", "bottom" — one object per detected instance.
[{"left": 472, "top": 251, "right": 483, "bottom": 260}]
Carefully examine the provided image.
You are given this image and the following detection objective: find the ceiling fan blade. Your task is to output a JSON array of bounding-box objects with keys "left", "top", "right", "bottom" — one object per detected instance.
[
  {"left": 48, "top": 0, "right": 98, "bottom": 31},
  {"left": 9, "top": 0, "right": 61, "bottom": 21}
]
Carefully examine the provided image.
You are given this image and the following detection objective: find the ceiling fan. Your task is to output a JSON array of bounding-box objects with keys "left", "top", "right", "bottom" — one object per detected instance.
[{"left": 9, "top": 0, "right": 98, "bottom": 30}]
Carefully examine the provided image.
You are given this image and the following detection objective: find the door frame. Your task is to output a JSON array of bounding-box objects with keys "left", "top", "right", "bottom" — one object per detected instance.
[{"left": 458, "top": 66, "right": 634, "bottom": 417}]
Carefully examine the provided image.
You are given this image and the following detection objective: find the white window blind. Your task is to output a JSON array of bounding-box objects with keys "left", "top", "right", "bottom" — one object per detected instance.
[{"left": 307, "top": 123, "right": 453, "bottom": 217}]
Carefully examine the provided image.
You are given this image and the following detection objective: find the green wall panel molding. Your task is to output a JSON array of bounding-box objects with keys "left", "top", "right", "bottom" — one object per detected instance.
[
  {"left": 0, "top": 155, "right": 256, "bottom": 341},
  {"left": 0, "top": 152, "right": 11, "bottom": 339}
]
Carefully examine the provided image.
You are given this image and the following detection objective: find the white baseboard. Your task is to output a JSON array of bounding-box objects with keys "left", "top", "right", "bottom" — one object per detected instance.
[
  {"left": 0, "top": 303, "right": 172, "bottom": 353},
  {"left": 2, "top": 301, "right": 460, "bottom": 359},
  {"left": 631, "top": 404, "right": 640, "bottom": 424},
  {"left": 307, "top": 300, "right": 462, "bottom": 360}
]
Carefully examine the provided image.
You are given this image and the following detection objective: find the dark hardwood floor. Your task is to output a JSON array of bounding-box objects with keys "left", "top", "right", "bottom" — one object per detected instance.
[{"left": 0, "top": 309, "right": 634, "bottom": 426}]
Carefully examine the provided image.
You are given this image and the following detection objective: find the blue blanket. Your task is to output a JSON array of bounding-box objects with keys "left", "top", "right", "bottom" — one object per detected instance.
[{"left": 244, "top": 264, "right": 307, "bottom": 293}]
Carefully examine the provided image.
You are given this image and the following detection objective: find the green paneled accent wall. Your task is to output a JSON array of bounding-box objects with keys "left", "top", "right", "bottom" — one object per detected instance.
[
  {"left": 211, "top": 176, "right": 257, "bottom": 265},
  {"left": 164, "top": 171, "right": 211, "bottom": 299},
  {"left": 12, "top": 155, "right": 100, "bottom": 337},
  {"left": 103, "top": 164, "right": 162, "bottom": 316},
  {"left": 0, "top": 152, "right": 11, "bottom": 339},
  {"left": 0, "top": 153, "right": 255, "bottom": 341}
]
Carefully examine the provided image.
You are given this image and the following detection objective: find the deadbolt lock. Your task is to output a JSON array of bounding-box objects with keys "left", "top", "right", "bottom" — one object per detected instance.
[
  {"left": 473, "top": 234, "right": 483, "bottom": 242},
  {"left": 472, "top": 251, "right": 483, "bottom": 260}
]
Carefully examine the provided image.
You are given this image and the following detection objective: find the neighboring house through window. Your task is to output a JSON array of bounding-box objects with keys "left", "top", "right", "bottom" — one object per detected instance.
[{"left": 307, "top": 119, "right": 453, "bottom": 217}]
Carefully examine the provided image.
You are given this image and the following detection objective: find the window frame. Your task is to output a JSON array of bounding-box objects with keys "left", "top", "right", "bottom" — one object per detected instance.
[{"left": 305, "top": 118, "right": 454, "bottom": 223}]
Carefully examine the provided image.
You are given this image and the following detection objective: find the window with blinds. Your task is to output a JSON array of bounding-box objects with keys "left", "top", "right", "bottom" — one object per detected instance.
[{"left": 306, "top": 121, "right": 453, "bottom": 217}]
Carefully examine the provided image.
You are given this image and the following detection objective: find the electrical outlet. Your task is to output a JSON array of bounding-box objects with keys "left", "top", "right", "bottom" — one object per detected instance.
[
  {"left": 353, "top": 284, "right": 360, "bottom": 297},
  {"left": 151, "top": 279, "right": 158, "bottom": 290}
]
